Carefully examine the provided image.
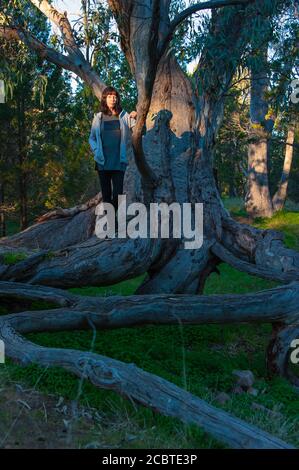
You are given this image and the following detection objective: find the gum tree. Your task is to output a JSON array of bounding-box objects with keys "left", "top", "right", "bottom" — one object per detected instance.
[
  {"left": 245, "top": 17, "right": 299, "bottom": 217},
  {"left": 0, "top": 0, "right": 299, "bottom": 448}
]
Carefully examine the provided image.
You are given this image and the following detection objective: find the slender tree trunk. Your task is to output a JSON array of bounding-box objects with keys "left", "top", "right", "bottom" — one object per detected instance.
[
  {"left": 272, "top": 125, "right": 296, "bottom": 212},
  {"left": 245, "top": 46, "right": 274, "bottom": 218},
  {"left": 17, "top": 94, "right": 28, "bottom": 230},
  {"left": 0, "top": 182, "right": 6, "bottom": 237},
  {"left": 228, "top": 157, "right": 237, "bottom": 197}
]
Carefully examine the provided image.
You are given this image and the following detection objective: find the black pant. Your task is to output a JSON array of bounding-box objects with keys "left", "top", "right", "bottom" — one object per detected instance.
[{"left": 97, "top": 170, "right": 125, "bottom": 211}]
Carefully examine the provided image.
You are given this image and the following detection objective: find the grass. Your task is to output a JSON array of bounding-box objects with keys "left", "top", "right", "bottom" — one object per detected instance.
[{"left": 1, "top": 201, "right": 299, "bottom": 448}]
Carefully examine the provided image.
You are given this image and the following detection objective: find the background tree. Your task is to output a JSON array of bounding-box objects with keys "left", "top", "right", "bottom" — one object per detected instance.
[{"left": 244, "top": 5, "right": 298, "bottom": 216}]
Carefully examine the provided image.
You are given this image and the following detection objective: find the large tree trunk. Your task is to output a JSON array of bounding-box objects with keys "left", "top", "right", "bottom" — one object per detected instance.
[
  {"left": 245, "top": 46, "right": 274, "bottom": 218},
  {"left": 272, "top": 124, "right": 296, "bottom": 212}
]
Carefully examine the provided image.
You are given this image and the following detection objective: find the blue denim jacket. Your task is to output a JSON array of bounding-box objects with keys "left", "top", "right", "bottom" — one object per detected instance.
[{"left": 89, "top": 110, "right": 136, "bottom": 167}]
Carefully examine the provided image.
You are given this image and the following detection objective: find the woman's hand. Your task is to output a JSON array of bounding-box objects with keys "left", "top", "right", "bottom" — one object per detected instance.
[{"left": 129, "top": 111, "right": 137, "bottom": 119}]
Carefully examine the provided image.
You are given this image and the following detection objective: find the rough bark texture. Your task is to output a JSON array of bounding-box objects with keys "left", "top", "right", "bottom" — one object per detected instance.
[
  {"left": 2, "top": 281, "right": 299, "bottom": 328},
  {"left": 0, "top": 235, "right": 163, "bottom": 288},
  {"left": 1, "top": 0, "right": 298, "bottom": 310}
]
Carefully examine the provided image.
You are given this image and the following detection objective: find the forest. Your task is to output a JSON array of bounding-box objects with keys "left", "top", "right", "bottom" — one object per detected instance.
[{"left": 0, "top": 0, "right": 299, "bottom": 451}]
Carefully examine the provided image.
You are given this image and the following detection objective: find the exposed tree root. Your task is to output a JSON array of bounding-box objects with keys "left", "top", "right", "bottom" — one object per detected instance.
[{"left": 136, "top": 240, "right": 213, "bottom": 294}]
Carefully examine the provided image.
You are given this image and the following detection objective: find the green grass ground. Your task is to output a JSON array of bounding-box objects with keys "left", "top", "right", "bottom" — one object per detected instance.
[{"left": 1, "top": 204, "right": 299, "bottom": 448}]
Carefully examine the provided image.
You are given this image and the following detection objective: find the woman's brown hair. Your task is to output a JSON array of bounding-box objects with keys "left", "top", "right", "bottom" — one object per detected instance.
[{"left": 100, "top": 86, "right": 122, "bottom": 115}]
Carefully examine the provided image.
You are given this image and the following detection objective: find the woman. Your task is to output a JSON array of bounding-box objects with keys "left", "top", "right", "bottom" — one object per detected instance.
[{"left": 89, "top": 86, "right": 137, "bottom": 212}]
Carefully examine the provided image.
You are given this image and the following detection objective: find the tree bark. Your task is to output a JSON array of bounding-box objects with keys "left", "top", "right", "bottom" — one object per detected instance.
[
  {"left": 0, "top": 236, "right": 164, "bottom": 288},
  {"left": 0, "top": 312, "right": 292, "bottom": 449},
  {"left": 1, "top": 2, "right": 299, "bottom": 288},
  {"left": 0, "top": 194, "right": 101, "bottom": 251}
]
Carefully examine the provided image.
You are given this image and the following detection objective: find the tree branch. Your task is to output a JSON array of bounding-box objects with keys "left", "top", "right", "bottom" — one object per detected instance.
[
  {"left": 221, "top": 217, "right": 299, "bottom": 283},
  {"left": 35, "top": 193, "right": 102, "bottom": 223},
  {"left": 29, "top": 0, "right": 106, "bottom": 98}
]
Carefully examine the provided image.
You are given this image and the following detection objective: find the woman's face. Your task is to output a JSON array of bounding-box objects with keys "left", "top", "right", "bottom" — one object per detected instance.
[{"left": 106, "top": 93, "right": 118, "bottom": 109}]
